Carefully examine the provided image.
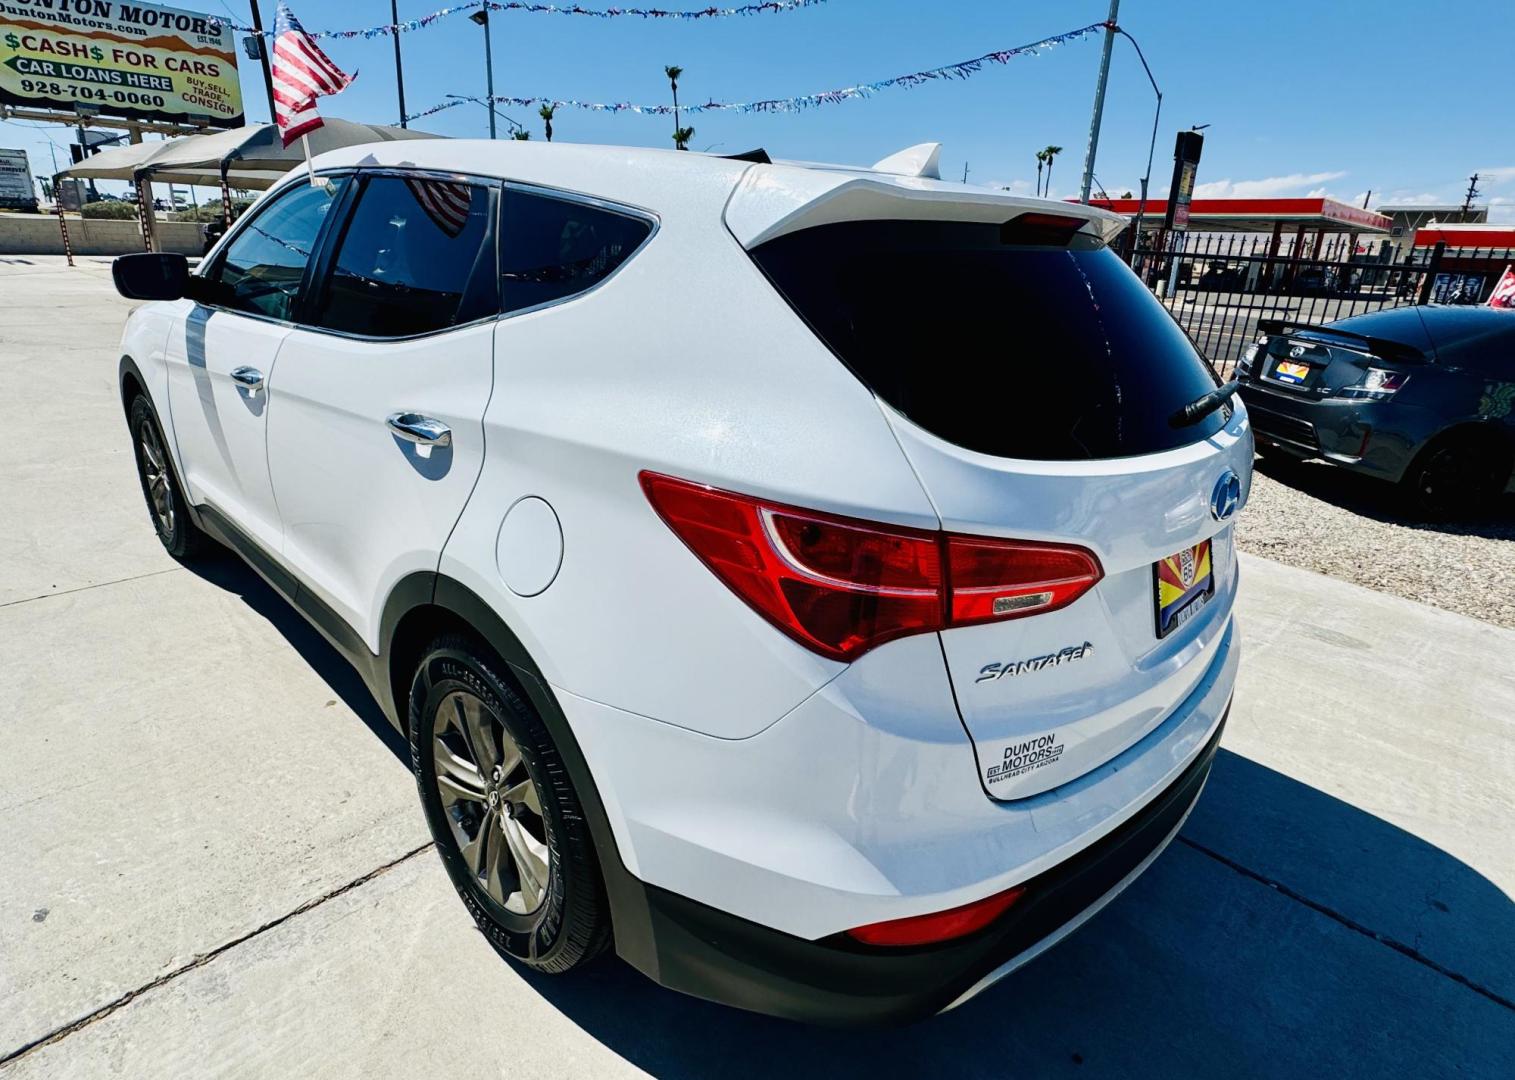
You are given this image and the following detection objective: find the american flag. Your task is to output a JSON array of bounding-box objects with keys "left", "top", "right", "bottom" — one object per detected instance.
[
  {"left": 271, "top": 3, "right": 355, "bottom": 147},
  {"left": 405, "top": 178, "right": 475, "bottom": 238}
]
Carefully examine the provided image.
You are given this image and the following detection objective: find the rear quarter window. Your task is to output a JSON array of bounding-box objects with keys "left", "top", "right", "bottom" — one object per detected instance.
[{"left": 749, "top": 219, "right": 1226, "bottom": 460}]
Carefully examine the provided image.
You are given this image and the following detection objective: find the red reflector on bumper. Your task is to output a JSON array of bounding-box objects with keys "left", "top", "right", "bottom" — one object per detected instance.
[{"left": 845, "top": 885, "right": 1027, "bottom": 947}]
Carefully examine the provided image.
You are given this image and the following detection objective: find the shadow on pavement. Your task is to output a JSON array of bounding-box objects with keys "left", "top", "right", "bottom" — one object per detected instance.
[
  {"left": 515, "top": 751, "right": 1515, "bottom": 1079},
  {"left": 182, "top": 546, "right": 410, "bottom": 766},
  {"left": 1254, "top": 453, "right": 1515, "bottom": 538},
  {"left": 179, "top": 541, "right": 1515, "bottom": 1077}
]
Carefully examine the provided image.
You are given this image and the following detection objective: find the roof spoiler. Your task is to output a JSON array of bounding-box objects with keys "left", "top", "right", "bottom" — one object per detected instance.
[{"left": 1257, "top": 318, "right": 1427, "bottom": 362}]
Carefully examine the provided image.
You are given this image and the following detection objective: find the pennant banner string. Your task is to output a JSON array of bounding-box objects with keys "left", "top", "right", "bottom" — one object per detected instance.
[
  {"left": 227, "top": 0, "right": 829, "bottom": 39},
  {"left": 402, "top": 23, "right": 1106, "bottom": 122}
]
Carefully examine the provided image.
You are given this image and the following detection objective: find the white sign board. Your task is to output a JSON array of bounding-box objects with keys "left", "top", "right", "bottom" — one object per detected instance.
[{"left": 0, "top": 145, "right": 37, "bottom": 206}]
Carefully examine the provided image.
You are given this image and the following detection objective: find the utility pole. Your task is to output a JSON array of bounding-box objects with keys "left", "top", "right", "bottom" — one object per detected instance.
[
  {"left": 1078, "top": 0, "right": 1120, "bottom": 205},
  {"left": 247, "top": 1, "right": 276, "bottom": 121},
  {"left": 391, "top": 1, "right": 408, "bottom": 127},
  {"left": 470, "top": 8, "right": 496, "bottom": 138},
  {"left": 962, "top": 162, "right": 969, "bottom": 184},
  {"left": 1461, "top": 173, "right": 1480, "bottom": 216}
]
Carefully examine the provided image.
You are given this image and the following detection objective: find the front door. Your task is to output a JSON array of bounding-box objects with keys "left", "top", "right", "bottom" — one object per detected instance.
[
  {"left": 265, "top": 173, "right": 499, "bottom": 651},
  {"left": 163, "top": 178, "right": 347, "bottom": 555}
]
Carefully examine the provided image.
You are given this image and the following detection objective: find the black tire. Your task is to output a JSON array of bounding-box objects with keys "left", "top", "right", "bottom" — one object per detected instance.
[
  {"left": 1401, "top": 433, "right": 1510, "bottom": 519},
  {"left": 408, "top": 634, "right": 610, "bottom": 972},
  {"left": 128, "top": 394, "right": 205, "bottom": 561}
]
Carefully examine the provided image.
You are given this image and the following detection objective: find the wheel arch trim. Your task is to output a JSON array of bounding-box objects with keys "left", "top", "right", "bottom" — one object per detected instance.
[{"left": 378, "top": 572, "right": 663, "bottom": 979}]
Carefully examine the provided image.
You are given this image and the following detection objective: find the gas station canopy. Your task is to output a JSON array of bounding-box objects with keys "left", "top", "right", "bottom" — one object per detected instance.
[{"left": 1086, "top": 196, "right": 1391, "bottom": 235}]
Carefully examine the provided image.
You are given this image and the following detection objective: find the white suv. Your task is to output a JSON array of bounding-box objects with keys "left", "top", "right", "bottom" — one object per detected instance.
[{"left": 112, "top": 139, "right": 1250, "bottom": 1025}]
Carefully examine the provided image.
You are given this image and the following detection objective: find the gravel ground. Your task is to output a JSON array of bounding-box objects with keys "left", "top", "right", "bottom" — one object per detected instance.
[{"left": 1235, "top": 456, "right": 1515, "bottom": 629}]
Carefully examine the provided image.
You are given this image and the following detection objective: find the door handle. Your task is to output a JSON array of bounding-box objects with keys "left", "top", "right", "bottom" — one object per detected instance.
[
  {"left": 386, "top": 412, "right": 452, "bottom": 448},
  {"left": 230, "top": 366, "right": 265, "bottom": 391}
]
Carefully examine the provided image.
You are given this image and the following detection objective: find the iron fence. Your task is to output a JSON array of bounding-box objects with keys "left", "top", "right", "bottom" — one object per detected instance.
[{"left": 1126, "top": 232, "right": 1515, "bottom": 378}]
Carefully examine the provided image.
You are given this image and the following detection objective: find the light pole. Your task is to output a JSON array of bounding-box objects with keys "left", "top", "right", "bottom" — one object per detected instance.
[
  {"left": 1112, "top": 26, "right": 1161, "bottom": 259},
  {"left": 446, "top": 94, "right": 524, "bottom": 139},
  {"left": 470, "top": 7, "right": 497, "bottom": 139},
  {"left": 1078, "top": 0, "right": 1120, "bottom": 204},
  {"left": 391, "top": 0, "right": 408, "bottom": 127}
]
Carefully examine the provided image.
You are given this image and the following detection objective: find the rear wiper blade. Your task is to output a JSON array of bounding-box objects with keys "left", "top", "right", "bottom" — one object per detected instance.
[{"left": 1169, "top": 380, "right": 1239, "bottom": 428}]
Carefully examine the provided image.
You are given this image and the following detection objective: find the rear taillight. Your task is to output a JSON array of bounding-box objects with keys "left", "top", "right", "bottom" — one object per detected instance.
[
  {"left": 946, "top": 535, "right": 1102, "bottom": 624},
  {"left": 846, "top": 885, "right": 1027, "bottom": 947},
  {"left": 1338, "top": 367, "right": 1410, "bottom": 400},
  {"left": 640, "top": 472, "right": 1103, "bottom": 662}
]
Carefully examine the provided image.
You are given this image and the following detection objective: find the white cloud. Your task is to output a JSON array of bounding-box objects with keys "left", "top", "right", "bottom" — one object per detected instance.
[
  {"left": 1375, "top": 190, "right": 1450, "bottom": 207},
  {"left": 1474, "top": 166, "right": 1515, "bottom": 186},
  {"left": 985, "top": 178, "right": 1033, "bottom": 194},
  {"left": 1193, "top": 170, "right": 1348, "bottom": 198}
]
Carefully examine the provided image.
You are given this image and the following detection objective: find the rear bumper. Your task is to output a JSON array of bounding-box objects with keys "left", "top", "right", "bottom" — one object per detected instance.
[
  {"left": 1238, "top": 381, "right": 1419, "bottom": 481},
  {"left": 617, "top": 709, "right": 1225, "bottom": 1026}
]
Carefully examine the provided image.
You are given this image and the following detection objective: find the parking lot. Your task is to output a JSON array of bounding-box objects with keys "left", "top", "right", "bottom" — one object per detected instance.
[{"left": 2, "top": 257, "right": 1512, "bottom": 1078}]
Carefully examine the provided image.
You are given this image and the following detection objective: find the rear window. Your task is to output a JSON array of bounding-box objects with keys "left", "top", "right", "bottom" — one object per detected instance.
[{"left": 749, "top": 219, "right": 1226, "bottom": 460}]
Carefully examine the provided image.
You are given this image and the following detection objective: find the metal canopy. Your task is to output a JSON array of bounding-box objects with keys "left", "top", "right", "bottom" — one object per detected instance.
[
  {"left": 60, "top": 120, "right": 439, "bottom": 189},
  {"left": 144, "top": 119, "right": 438, "bottom": 177},
  {"left": 59, "top": 133, "right": 283, "bottom": 189},
  {"left": 1087, "top": 196, "right": 1392, "bottom": 234}
]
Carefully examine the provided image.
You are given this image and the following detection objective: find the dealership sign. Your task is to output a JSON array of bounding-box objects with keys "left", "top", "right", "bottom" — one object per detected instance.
[{"left": 0, "top": 0, "right": 242, "bottom": 127}]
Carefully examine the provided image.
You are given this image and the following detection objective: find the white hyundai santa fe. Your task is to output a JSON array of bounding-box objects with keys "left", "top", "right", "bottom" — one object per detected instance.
[{"left": 111, "top": 139, "right": 1250, "bottom": 1025}]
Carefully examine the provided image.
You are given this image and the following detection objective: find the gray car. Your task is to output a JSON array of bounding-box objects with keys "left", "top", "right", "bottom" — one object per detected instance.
[{"left": 1236, "top": 306, "right": 1515, "bottom": 516}]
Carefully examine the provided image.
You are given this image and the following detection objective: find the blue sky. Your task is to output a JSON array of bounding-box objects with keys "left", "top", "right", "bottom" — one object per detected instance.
[{"left": 5, "top": 0, "right": 1513, "bottom": 219}]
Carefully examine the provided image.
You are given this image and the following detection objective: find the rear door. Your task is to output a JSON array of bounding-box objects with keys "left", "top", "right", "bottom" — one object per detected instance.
[
  {"left": 264, "top": 172, "right": 499, "bottom": 651},
  {"left": 750, "top": 217, "right": 1251, "bottom": 799}
]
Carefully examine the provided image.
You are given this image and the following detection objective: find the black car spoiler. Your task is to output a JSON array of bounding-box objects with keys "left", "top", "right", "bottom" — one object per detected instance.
[{"left": 1256, "top": 319, "right": 1428, "bottom": 363}]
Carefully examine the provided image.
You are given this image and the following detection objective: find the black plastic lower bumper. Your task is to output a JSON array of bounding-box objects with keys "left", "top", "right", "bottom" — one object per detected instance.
[{"left": 610, "top": 710, "right": 1228, "bottom": 1027}]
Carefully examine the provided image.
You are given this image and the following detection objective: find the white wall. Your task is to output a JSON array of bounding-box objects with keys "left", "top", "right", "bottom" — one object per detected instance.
[{"left": 0, "top": 215, "right": 205, "bottom": 256}]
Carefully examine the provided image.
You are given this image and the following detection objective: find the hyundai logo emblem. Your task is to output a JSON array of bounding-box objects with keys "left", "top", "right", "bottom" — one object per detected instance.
[{"left": 1211, "top": 470, "right": 1242, "bottom": 521}]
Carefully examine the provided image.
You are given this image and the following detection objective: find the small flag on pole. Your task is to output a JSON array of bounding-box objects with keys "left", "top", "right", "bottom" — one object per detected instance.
[
  {"left": 272, "top": 1, "right": 356, "bottom": 171},
  {"left": 1489, "top": 264, "right": 1515, "bottom": 309}
]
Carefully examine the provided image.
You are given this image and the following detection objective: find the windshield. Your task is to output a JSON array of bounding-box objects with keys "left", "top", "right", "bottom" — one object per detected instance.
[{"left": 749, "top": 219, "right": 1226, "bottom": 460}]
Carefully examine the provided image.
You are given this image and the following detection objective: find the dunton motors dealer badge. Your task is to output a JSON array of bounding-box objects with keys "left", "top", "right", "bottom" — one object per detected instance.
[{"left": 986, "top": 732, "right": 1067, "bottom": 785}]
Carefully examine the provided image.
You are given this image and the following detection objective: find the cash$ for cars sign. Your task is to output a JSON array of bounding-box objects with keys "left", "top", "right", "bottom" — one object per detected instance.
[{"left": 0, "top": 0, "right": 242, "bottom": 127}]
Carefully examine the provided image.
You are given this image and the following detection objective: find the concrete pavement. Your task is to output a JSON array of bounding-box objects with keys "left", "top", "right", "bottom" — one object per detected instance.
[{"left": 2, "top": 258, "right": 1511, "bottom": 1077}]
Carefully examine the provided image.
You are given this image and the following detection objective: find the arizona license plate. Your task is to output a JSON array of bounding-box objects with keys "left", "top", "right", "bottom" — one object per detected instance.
[
  {"left": 1272, "top": 359, "right": 1310, "bottom": 384},
  {"left": 1154, "top": 539, "right": 1214, "bottom": 638}
]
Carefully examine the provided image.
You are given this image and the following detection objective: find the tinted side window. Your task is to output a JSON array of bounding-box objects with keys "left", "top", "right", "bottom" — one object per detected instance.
[
  {"left": 499, "top": 189, "right": 652, "bottom": 314},
  {"left": 311, "top": 176, "right": 495, "bottom": 337},
  {"left": 214, "top": 178, "right": 345, "bottom": 321}
]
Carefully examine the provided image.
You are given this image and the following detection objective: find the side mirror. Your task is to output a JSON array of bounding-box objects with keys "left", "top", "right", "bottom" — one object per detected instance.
[{"left": 112, "top": 253, "right": 189, "bottom": 301}]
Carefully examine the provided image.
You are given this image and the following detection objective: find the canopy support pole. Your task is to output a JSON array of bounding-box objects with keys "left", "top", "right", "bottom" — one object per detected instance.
[
  {"left": 128, "top": 126, "right": 159, "bottom": 253},
  {"left": 132, "top": 170, "right": 154, "bottom": 252},
  {"left": 52, "top": 178, "right": 74, "bottom": 267},
  {"left": 220, "top": 162, "right": 233, "bottom": 231}
]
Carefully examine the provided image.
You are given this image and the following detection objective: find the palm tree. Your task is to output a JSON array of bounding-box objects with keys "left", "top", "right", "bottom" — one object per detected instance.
[
  {"left": 539, "top": 104, "right": 555, "bottom": 142},
  {"left": 511, "top": 129, "right": 531, "bottom": 140},
  {"left": 672, "top": 125, "right": 695, "bottom": 152},
  {"left": 1041, "top": 145, "right": 1064, "bottom": 197},
  {"left": 1035, "top": 150, "right": 1047, "bottom": 197},
  {"left": 665, "top": 64, "right": 684, "bottom": 149}
]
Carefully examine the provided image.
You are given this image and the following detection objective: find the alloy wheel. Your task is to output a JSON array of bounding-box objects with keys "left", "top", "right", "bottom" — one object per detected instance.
[
  {"left": 1416, "top": 444, "right": 1486, "bottom": 515},
  {"left": 431, "top": 689, "right": 550, "bottom": 915},
  {"left": 137, "top": 418, "right": 175, "bottom": 536}
]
